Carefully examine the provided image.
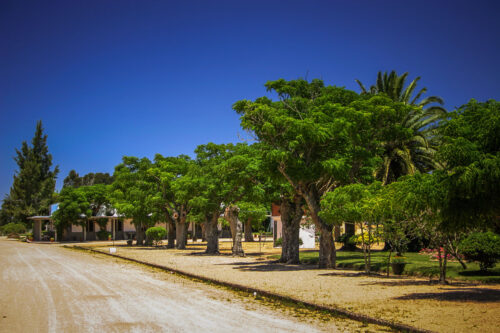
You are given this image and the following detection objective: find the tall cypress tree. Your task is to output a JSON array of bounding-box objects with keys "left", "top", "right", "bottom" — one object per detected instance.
[{"left": 1, "top": 121, "right": 59, "bottom": 225}]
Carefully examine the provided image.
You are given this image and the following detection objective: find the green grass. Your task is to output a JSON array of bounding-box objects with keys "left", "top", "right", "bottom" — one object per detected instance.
[{"left": 269, "top": 250, "right": 500, "bottom": 283}]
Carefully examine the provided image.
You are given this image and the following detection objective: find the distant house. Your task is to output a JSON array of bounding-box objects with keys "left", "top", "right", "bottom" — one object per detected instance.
[{"left": 28, "top": 204, "right": 166, "bottom": 242}]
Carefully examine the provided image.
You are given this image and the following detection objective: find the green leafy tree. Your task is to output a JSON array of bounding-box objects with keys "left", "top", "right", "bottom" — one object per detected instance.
[
  {"left": 149, "top": 154, "right": 198, "bottom": 249},
  {"left": 80, "top": 184, "right": 112, "bottom": 218},
  {"left": 234, "top": 79, "right": 405, "bottom": 268},
  {"left": 51, "top": 184, "right": 111, "bottom": 240},
  {"left": 437, "top": 99, "right": 500, "bottom": 230},
  {"left": 237, "top": 201, "right": 268, "bottom": 242},
  {"left": 63, "top": 170, "right": 81, "bottom": 188},
  {"left": 190, "top": 143, "right": 262, "bottom": 255},
  {"left": 389, "top": 173, "right": 452, "bottom": 283},
  {"left": 63, "top": 170, "right": 113, "bottom": 188},
  {"left": 2, "top": 121, "right": 59, "bottom": 225},
  {"left": 52, "top": 186, "right": 91, "bottom": 239},
  {"left": 321, "top": 182, "right": 383, "bottom": 273},
  {"left": 111, "top": 157, "right": 156, "bottom": 245}
]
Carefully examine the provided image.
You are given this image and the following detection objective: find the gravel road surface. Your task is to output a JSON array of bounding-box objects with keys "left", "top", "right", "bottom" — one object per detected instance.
[{"left": 0, "top": 239, "right": 343, "bottom": 333}]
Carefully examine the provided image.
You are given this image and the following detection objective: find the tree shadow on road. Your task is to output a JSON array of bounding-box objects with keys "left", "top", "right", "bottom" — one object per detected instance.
[
  {"left": 394, "top": 288, "right": 500, "bottom": 302},
  {"left": 318, "top": 271, "right": 380, "bottom": 278},
  {"left": 217, "top": 260, "right": 317, "bottom": 272}
]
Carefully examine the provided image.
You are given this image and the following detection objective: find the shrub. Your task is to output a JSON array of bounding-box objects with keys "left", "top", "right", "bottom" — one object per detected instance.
[
  {"left": 351, "top": 231, "right": 383, "bottom": 247},
  {"left": 274, "top": 237, "right": 303, "bottom": 247},
  {"left": 459, "top": 232, "right": 500, "bottom": 271},
  {"left": 96, "top": 230, "right": 110, "bottom": 240},
  {"left": 1, "top": 223, "right": 27, "bottom": 236},
  {"left": 339, "top": 233, "right": 356, "bottom": 246},
  {"left": 146, "top": 227, "right": 166, "bottom": 246}
]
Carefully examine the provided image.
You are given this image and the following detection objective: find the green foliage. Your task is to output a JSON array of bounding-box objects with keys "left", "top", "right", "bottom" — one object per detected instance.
[
  {"left": 459, "top": 232, "right": 500, "bottom": 271},
  {"left": 339, "top": 233, "right": 356, "bottom": 246},
  {"left": 391, "top": 256, "right": 407, "bottom": 264},
  {"left": 268, "top": 250, "right": 500, "bottom": 282},
  {"left": 351, "top": 231, "right": 383, "bottom": 247},
  {"left": 96, "top": 230, "right": 111, "bottom": 240},
  {"left": 237, "top": 201, "right": 268, "bottom": 230},
  {"left": 1, "top": 121, "right": 59, "bottom": 225},
  {"left": 146, "top": 227, "right": 167, "bottom": 246},
  {"left": 356, "top": 71, "right": 446, "bottom": 185},
  {"left": 110, "top": 157, "right": 156, "bottom": 229},
  {"left": 52, "top": 187, "right": 91, "bottom": 229},
  {"left": 190, "top": 143, "right": 264, "bottom": 221},
  {"left": 52, "top": 184, "right": 110, "bottom": 235},
  {"left": 0, "top": 222, "right": 27, "bottom": 235},
  {"left": 320, "top": 182, "right": 383, "bottom": 225},
  {"left": 150, "top": 154, "right": 198, "bottom": 225},
  {"left": 63, "top": 170, "right": 113, "bottom": 188},
  {"left": 234, "top": 79, "right": 413, "bottom": 228},
  {"left": 275, "top": 237, "right": 302, "bottom": 247},
  {"left": 437, "top": 99, "right": 500, "bottom": 229}
]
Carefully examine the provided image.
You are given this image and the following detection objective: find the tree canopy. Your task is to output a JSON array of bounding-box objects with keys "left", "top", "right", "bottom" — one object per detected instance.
[{"left": 1, "top": 121, "right": 59, "bottom": 225}]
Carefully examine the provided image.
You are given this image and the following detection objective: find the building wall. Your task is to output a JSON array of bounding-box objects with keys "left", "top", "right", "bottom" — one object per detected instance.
[{"left": 123, "top": 219, "right": 135, "bottom": 232}]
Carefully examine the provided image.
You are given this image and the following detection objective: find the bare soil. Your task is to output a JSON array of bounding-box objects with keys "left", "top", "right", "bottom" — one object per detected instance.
[
  {"left": 0, "top": 238, "right": 386, "bottom": 332},
  {"left": 83, "top": 239, "right": 500, "bottom": 333}
]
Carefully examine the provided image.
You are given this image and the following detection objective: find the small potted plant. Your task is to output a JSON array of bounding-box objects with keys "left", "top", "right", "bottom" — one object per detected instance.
[
  {"left": 391, "top": 256, "right": 407, "bottom": 275},
  {"left": 108, "top": 234, "right": 112, "bottom": 241},
  {"left": 126, "top": 238, "right": 133, "bottom": 246},
  {"left": 50, "top": 237, "right": 55, "bottom": 242}
]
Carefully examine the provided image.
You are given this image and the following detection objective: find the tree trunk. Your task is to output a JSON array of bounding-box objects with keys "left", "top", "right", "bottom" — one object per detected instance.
[
  {"left": 205, "top": 213, "right": 219, "bottom": 254},
  {"left": 225, "top": 205, "right": 244, "bottom": 256},
  {"left": 244, "top": 218, "right": 254, "bottom": 242},
  {"left": 386, "top": 250, "right": 392, "bottom": 276},
  {"left": 279, "top": 194, "right": 302, "bottom": 264},
  {"left": 135, "top": 223, "right": 144, "bottom": 245},
  {"left": 167, "top": 221, "right": 175, "bottom": 249},
  {"left": 447, "top": 236, "right": 467, "bottom": 269},
  {"left": 201, "top": 222, "right": 207, "bottom": 242},
  {"left": 303, "top": 189, "right": 336, "bottom": 268},
  {"left": 360, "top": 223, "right": 369, "bottom": 273},
  {"left": 192, "top": 223, "right": 198, "bottom": 242},
  {"left": 439, "top": 246, "right": 448, "bottom": 284},
  {"left": 318, "top": 223, "right": 336, "bottom": 268},
  {"left": 176, "top": 221, "right": 187, "bottom": 249}
]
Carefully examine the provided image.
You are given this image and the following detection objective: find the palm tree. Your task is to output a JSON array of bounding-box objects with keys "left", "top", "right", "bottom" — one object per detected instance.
[{"left": 356, "top": 71, "right": 446, "bottom": 184}]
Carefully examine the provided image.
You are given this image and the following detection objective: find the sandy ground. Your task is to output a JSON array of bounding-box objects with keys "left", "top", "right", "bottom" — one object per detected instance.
[
  {"left": 81, "top": 240, "right": 500, "bottom": 333},
  {"left": 0, "top": 238, "right": 387, "bottom": 333}
]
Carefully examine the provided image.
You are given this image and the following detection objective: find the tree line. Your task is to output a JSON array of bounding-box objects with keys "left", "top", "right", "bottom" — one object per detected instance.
[{"left": 1, "top": 71, "right": 499, "bottom": 282}]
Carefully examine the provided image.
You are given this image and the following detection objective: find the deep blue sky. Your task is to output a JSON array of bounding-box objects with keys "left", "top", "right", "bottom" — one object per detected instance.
[{"left": 1, "top": 0, "right": 499, "bottom": 201}]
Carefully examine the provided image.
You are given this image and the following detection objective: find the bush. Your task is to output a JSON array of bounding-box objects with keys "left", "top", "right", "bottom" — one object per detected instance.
[
  {"left": 459, "top": 232, "right": 500, "bottom": 271},
  {"left": 339, "top": 233, "right": 356, "bottom": 246},
  {"left": 1, "top": 223, "right": 27, "bottom": 236},
  {"left": 146, "top": 227, "right": 166, "bottom": 246},
  {"left": 275, "top": 237, "right": 303, "bottom": 247},
  {"left": 96, "top": 230, "right": 110, "bottom": 240}
]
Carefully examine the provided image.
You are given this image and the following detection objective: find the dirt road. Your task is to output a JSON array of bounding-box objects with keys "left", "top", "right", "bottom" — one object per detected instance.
[{"left": 0, "top": 239, "right": 346, "bottom": 333}]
